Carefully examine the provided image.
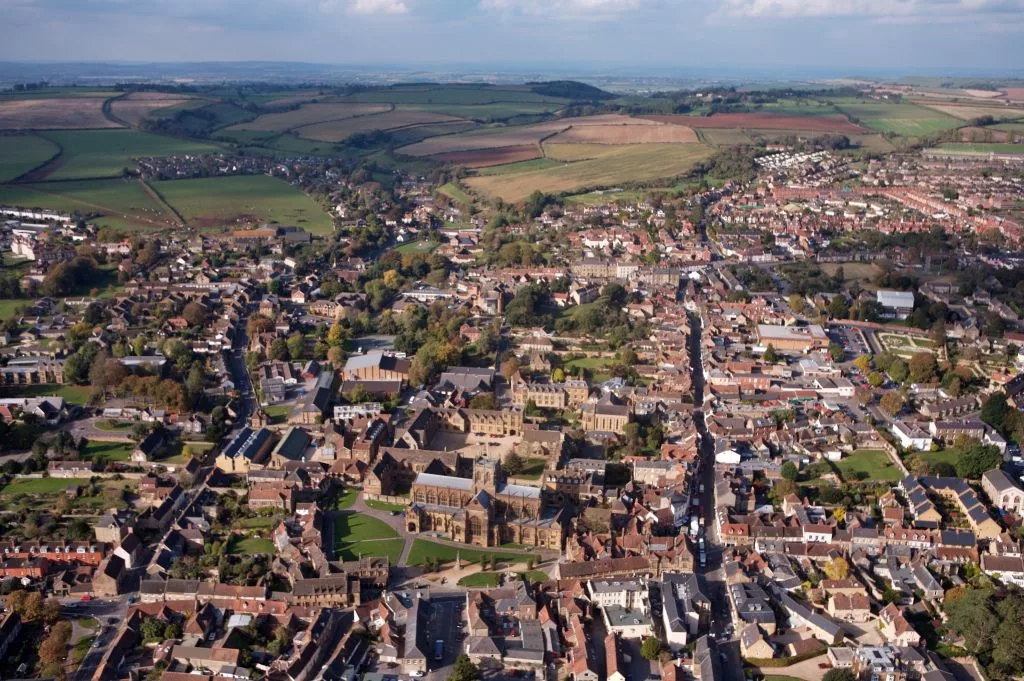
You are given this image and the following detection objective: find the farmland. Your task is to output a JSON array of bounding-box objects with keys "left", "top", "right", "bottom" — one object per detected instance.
[
  {"left": 0, "top": 179, "right": 169, "bottom": 230},
  {"left": 466, "top": 142, "right": 714, "bottom": 202},
  {"left": 913, "top": 101, "right": 1024, "bottom": 122},
  {"left": 109, "top": 92, "right": 198, "bottom": 127},
  {"left": 296, "top": 109, "right": 467, "bottom": 142},
  {"left": 34, "top": 129, "right": 220, "bottom": 181},
  {"left": 547, "top": 123, "right": 699, "bottom": 144},
  {"left": 643, "top": 112, "right": 864, "bottom": 134},
  {"left": 0, "top": 134, "right": 60, "bottom": 182},
  {"left": 0, "top": 97, "right": 120, "bottom": 130},
  {"left": 227, "top": 102, "right": 392, "bottom": 131},
  {"left": 432, "top": 145, "right": 542, "bottom": 168},
  {"left": 829, "top": 97, "right": 962, "bottom": 136},
  {"left": 151, "top": 175, "right": 334, "bottom": 234},
  {"left": 935, "top": 143, "right": 1024, "bottom": 155}
]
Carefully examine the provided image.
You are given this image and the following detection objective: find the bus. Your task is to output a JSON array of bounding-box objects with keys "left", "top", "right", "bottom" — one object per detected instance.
[{"left": 434, "top": 640, "right": 444, "bottom": 662}]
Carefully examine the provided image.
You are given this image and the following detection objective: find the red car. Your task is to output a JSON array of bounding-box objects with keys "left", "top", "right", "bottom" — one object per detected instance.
[{"left": 80, "top": 595, "right": 93, "bottom": 601}]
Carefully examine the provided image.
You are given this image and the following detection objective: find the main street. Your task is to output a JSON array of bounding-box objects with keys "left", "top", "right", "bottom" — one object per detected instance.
[{"left": 688, "top": 310, "right": 743, "bottom": 681}]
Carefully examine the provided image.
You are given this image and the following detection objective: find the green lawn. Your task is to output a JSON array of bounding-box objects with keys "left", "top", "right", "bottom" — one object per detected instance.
[
  {"left": 81, "top": 440, "right": 134, "bottom": 462},
  {"left": 0, "top": 383, "right": 92, "bottom": 403},
  {"left": 0, "top": 134, "right": 60, "bottom": 182},
  {"left": 236, "top": 515, "right": 282, "bottom": 529},
  {"left": 458, "top": 571, "right": 502, "bottom": 588},
  {"left": 0, "top": 477, "right": 89, "bottom": 495},
  {"left": 919, "top": 449, "right": 960, "bottom": 469},
  {"left": 152, "top": 175, "right": 334, "bottom": 235},
  {"left": 0, "top": 299, "right": 29, "bottom": 322},
  {"left": 40, "top": 129, "right": 220, "bottom": 180},
  {"left": 406, "top": 539, "right": 538, "bottom": 567},
  {"left": 365, "top": 498, "right": 409, "bottom": 512},
  {"left": 396, "top": 239, "right": 440, "bottom": 255},
  {"left": 264, "top": 404, "right": 291, "bottom": 424},
  {"left": 835, "top": 449, "right": 901, "bottom": 482},
  {"left": 228, "top": 536, "right": 276, "bottom": 554},
  {"left": 333, "top": 512, "right": 399, "bottom": 545},
  {"left": 519, "top": 570, "right": 550, "bottom": 583},
  {"left": 334, "top": 538, "right": 404, "bottom": 564},
  {"left": 332, "top": 486, "right": 359, "bottom": 510},
  {"left": 563, "top": 354, "right": 614, "bottom": 382},
  {"left": 515, "top": 458, "right": 547, "bottom": 480}
]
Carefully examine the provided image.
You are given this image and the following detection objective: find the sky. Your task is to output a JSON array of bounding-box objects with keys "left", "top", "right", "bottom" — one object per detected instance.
[{"left": 2, "top": 0, "right": 1023, "bottom": 74}]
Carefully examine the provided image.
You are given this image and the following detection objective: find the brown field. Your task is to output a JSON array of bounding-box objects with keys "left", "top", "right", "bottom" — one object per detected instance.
[
  {"left": 644, "top": 112, "right": 864, "bottom": 134},
  {"left": 0, "top": 98, "right": 121, "bottom": 130},
  {"left": 1002, "top": 88, "right": 1024, "bottom": 102},
  {"left": 913, "top": 100, "right": 1024, "bottom": 121},
  {"left": 297, "top": 110, "right": 466, "bottom": 142},
  {"left": 431, "top": 145, "right": 542, "bottom": 167},
  {"left": 398, "top": 115, "right": 672, "bottom": 157},
  {"left": 110, "top": 93, "right": 196, "bottom": 127},
  {"left": 228, "top": 103, "right": 392, "bottom": 132},
  {"left": 398, "top": 120, "right": 570, "bottom": 156},
  {"left": 547, "top": 123, "right": 698, "bottom": 144},
  {"left": 958, "top": 126, "right": 1011, "bottom": 143},
  {"left": 961, "top": 89, "right": 1005, "bottom": 99}
]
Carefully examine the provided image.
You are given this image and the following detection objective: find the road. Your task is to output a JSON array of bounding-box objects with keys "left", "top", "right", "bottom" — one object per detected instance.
[
  {"left": 688, "top": 310, "right": 744, "bottom": 681},
  {"left": 423, "top": 595, "right": 466, "bottom": 681},
  {"left": 65, "top": 598, "right": 129, "bottom": 681},
  {"left": 226, "top": 311, "right": 256, "bottom": 431}
]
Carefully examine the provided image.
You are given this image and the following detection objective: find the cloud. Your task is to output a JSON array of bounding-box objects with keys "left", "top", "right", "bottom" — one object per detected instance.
[
  {"left": 715, "top": 0, "right": 1024, "bottom": 19},
  {"left": 480, "top": 0, "right": 645, "bottom": 17},
  {"left": 349, "top": 0, "right": 409, "bottom": 13}
]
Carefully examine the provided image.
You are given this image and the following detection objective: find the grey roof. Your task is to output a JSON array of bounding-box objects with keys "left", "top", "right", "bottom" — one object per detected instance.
[{"left": 414, "top": 472, "right": 473, "bottom": 491}]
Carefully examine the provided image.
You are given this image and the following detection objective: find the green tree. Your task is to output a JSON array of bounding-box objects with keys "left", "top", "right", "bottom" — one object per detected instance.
[
  {"left": 503, "top": 452, "right": 526, "bottom": 476},
  {"left": 887, "top": 357, "right": 908, "bottom": 384},
  {"left": 981, "top": 393, "right": 1010, "bottom": 434},
  {"left": 828, "top": 342, "right": 844, "bottom": 363},
  {"left": 640, "top": 636, "right": 663, "bottom": 661},
  {"left": 945, "top": 587, "right": 996, "bottom": 655},
  {"left": 955, "top": 442, "right": 1002, "bottom": 480},
  {"left": 781, "top": 461, "right": 799, "bottom": 481},
  {"left": 269, "top": 338, "right": 290, "bottom": 361},
  {"left": 763, "top": 344, "right": 779, "bottom": 363},
  {"left": 828, "top": 295, "right": 849, "bottom": 320},
  {"left": 908, "top": 352, "right": 938, "bottom": 384},
  {"left": 287, "top": 332, "right": 306, "bottom": 361},
  {"left": 854, "top": 355, "right": 872, "bottom": 373},
  {"left": 449, "top": 655, "right": 480, "bottom": 681}
]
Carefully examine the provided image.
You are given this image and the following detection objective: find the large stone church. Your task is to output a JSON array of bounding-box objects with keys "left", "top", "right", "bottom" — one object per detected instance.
[{"left": 406, "top": 457, "right": 565, "bottom": 550}]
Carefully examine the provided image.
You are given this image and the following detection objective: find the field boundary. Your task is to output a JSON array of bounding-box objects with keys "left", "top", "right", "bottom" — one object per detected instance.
[
  {"left": 101, "top": 94, "right": 132, "bottom": 129},
  {"left": 5, "top": 135, "right": 64, "bottom": 185},
  {"left": 283, "top": 102, "right": 396, "bottom": 135},
  {"left": 139, "top": 179, "right": 185, "bottom": 227}
]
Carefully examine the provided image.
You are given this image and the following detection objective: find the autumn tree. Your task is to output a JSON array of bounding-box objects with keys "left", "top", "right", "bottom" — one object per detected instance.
[
  {"left": 824, "top": 557, "right": 850, "bottom": 580},
  {"left": 880, "top": 391, "right": 905, "bottom": 416}
]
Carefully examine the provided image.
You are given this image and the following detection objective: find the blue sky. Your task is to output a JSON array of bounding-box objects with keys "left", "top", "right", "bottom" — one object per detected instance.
[{"left": 3, "top": 0, "right": 1022, "bottom": 73}]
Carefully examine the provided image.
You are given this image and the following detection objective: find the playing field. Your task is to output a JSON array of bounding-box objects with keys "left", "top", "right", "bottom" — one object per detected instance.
[
  {"left": 935, "top": 143, "right": 1024, "bottom": 155},
  {"left": 406, "top": 539, "right": 538, "bottom": 566},
  {"left": 835, "top": 449, "right": 901, "bottom": 482},
  {"left": 36, "top": 129, "right": 220, "bottom": 181},
  {"left": 152, "top": 174, "right": 334, "bottom": 234},
  {"left": 829, "top": 98, "right": 962, "bottom": 136},
  {"left": 0, "top": 178, "right": 170, "bottom": 230},
  {"left": 466, "top": 143, "right": 714, "bottom": 202},
  {"left": 0, "top": 133, "right": 60, "bottom": 182},
  {"left": 227, "top": 102, "right": 392, "bottom": 132}
]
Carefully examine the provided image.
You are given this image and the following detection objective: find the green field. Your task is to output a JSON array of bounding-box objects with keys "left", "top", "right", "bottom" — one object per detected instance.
[
  {"left": 519, "top": 570, "right": 550, "bottom": 583},
  {"left": 152, "top": 175, "right": 334, "bottom": 234},
  {"left": 228, "top": 536, "right": 276, "bottom": 554},
  {"left": 334, "top": 512, "right": 399, "bottom": 545},
  {"left": 437, "top": 182, "right": 471, "bottom": 204},
  {"left": 515, "top": 458, "right": 547, "bottom": 480},
  {"left": 0, "top": 299, "right": 28, "bottom": 322},
  {"left": 38, "top": 129, "right": 219, "bottom": 181},
  {"left": 936, "top": 143, "right": 1024, "bottom": 155},
  {"left": 81, "top": 440, "right": 134, "bottom": 462},
  {"left": 835, "top": 449, "right": 900, "bottom": 482},
  {"left": 0, "top": 178, "right": 169, "bottom": 230},
  {"left": 396, "top": 239, "right": 440, "bottom": 255},
  {"left": 0, "top": 134, "right": 60, "bottom": 183},
  {"left": 457, "top": 571, "right": 502, "bottom": 587},
  {"left": 829, "top": 97, "right": 961, "bottom": 136},
  {"left": 0, "top": 477, "right": 89, "bottom": 495},
  {"left": 406, "top": 539, "right": 538, "bottom": 566},
  {"left": 334, "top": 538, "right": 404, "bottom": 563},
  {"left": 0, "top": 383, "right": 93, "bottom": 403},
  {"left": 342, "top": 86, "right": 568, "bottom": 106},
  {"left": 564, "top": 355, "right": 615, "bottom": 382},
  {"left": 466, "top": 143, "right": 714, "bottom": 202},
  {"left": 919, "top": 449, "right": 960, "bottom": 470}
]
